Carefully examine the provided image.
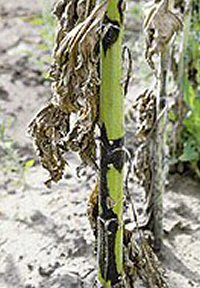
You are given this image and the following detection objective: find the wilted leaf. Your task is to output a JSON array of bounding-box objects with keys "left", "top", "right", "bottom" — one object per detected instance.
[
  {"left": 29, "top": 0, "right": 107, "bottom": 186},
  {"left": 133, "top": 90, "right": 156, "bottom": 141},
  {"left": 87, "top": 183, "right": 99, "bottom": 239},
  {"left": 144, "top": 0, "right": 183, "bottom": 69}
]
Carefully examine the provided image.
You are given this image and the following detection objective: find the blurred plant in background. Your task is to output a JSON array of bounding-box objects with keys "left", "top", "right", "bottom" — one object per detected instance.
[
  {"left": 166, "top": 0, "right": 200, "bottom": 178},
  {"left": 29, "top": 0, "right": 56, "bottom": 78},
  {"left": 178, "top": 0, "right": 200, "bottom": 177}
]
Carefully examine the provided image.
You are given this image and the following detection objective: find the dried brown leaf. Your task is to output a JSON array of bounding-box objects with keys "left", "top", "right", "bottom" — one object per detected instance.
[
  {"left": 29, "top": 0, "right": 107, "bottom": 185},
  {"left": 144, "top": 0, "right": 183, "bottom": 69}
]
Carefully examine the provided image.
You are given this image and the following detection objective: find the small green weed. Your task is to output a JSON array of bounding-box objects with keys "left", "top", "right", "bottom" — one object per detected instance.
[{"left": 0, "top": 116, "right": 35, "bottom": 190}]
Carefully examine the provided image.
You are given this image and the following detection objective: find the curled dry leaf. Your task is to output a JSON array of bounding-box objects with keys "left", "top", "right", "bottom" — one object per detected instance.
[
  {"left": 29, "top": 0, "right": 107, "bottom": 186},
  {"left": 130, "top": 90, "right": 156, "bottom": 206},
  {"left": 133, "top": 89, "right": 156, "bottom": 142},
  {"left": 28, "top": 104, "right": 69, "bottom": 187},
  {"left": 134, "top": 144, "right": 152, "bottom": 195},
  {"left": 124, "top": 231, "right": 168, "bottom": 288},
  {"left": 87, "top": 183, "right": 168, "bottom": 287},
  {"left": 144, "top": 0, "right": 183, "bottom": 69}
]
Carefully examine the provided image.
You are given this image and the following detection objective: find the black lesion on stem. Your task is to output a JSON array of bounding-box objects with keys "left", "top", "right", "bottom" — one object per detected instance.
[
  {"left": 118, "top": 0, "right": 125, "bottom": 24},
  {"left": 99, "top": 123, "right": 125, "bottom": 284},
  {"left": 102, "top": 16, "right": 120, "bottom": 55},
  {"left": 100, "top": 123, "right": 125, "bottom": 173},
  {"left": 99, "top": 217, "right": 120, "bottom": 284}
]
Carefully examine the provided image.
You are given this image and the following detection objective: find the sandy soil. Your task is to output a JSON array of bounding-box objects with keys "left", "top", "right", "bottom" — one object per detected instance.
[{"left": 0, "top": 1, "right": 200, "bottom": 288}]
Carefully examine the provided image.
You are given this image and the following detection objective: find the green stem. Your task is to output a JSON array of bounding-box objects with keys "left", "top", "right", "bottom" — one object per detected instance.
[
  {"left": 98, "top": 0, "right": 125, "bottom": 286},
  {"left": 175, "top": 3, "right": 191, "bottom": 155}
]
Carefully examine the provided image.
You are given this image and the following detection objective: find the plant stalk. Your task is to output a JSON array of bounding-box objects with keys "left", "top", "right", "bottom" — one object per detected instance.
[
  {"left": 149, "top": 50, "right": 168, "bottom": 252},
  {"left": 98, "top": 0, "right": 125, "bottom": 286}
]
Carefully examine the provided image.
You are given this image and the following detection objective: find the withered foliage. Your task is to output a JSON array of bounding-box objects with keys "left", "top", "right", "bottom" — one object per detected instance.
[
  {"left": 88, "top": 184, "right": 168, "bottom": 287},
  {"left": 130, "top": 90, "right": 156, "bottom": 195},
  {"left": 29, "top": 104, "right": 69, "bottom": 187},
  {"left": 144, "top": 0, "right": 183, "bottom": 69},
  {"left": 87, "top": 182, "right": 99, "bottom": 241},
  {"left": 139, "top": 0, "right": 183, "bottom": 195},
  {"left": 124, "top": 231, "right": 168, "bottom": 288},
  {"left": 29, "top": 0, "right": 107, "bottom": 186},
  {"left": 133, "top": 90, "right": 156, "bottom": 142}
]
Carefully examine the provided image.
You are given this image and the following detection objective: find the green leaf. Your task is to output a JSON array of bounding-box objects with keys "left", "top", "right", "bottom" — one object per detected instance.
[
  {"left": 168, "top": 110, "right": 177, "bottom": 122},
  {"left": 179, "top": 140, "right": 199, "bottom": 162},
  {"left": 183, "top": 77, "right": 190, "bottom": 106},
  {"left": 25, "top": 159, "right": 35, "bottom": 169},
  {"left": 30, "top": 17, "right": 44, "bottom": 26},
  {"left": 184, "top": 80, "right": 196, "bottom": 109}
]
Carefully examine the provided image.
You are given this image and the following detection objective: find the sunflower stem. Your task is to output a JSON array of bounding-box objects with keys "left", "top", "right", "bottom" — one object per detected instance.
[{"left": 98, "top": 0, "right": 125, "bottom": 286}]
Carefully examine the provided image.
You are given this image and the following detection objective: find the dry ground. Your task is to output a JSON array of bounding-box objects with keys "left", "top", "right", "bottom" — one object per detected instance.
[{"left": 0, "top": 1, "right": 200, "bottom": 287}]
